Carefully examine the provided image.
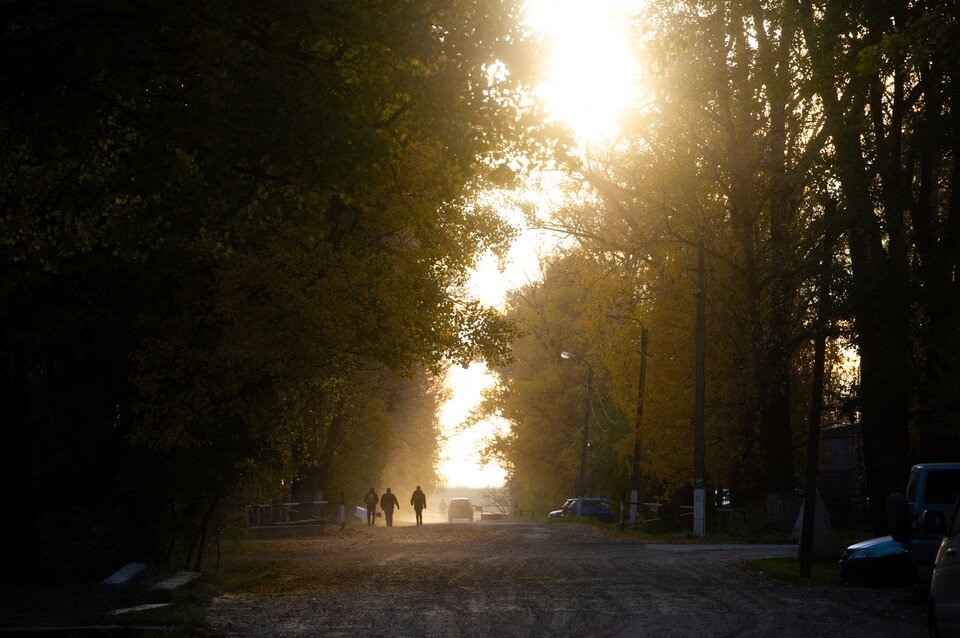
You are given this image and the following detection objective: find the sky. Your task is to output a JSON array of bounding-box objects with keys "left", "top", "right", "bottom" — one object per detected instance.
[{"left": 436, "top": 0, "right": 642, "bottom": 488}]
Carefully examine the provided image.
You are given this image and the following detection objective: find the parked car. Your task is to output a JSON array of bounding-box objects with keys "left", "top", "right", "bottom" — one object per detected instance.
[
  {"left": 548, "top": 498, "right": 618, "bottom": 524},
  {"left": 448, "top": 497, "right": 474, "bottom": 522},
  {"left": 549, "top": 499, "right": 577, "bottom": 519},
  {"left": 837, "top": 535, "right": 916, "bottom": 586},
  {"left": 928, "top": 497, "right": 960, "bottom": 637},
  {"left": 888, "top": 463, "right": 960, "bottom": 581}
]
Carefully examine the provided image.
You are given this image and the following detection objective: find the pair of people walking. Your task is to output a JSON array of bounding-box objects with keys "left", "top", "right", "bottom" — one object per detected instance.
[
  {"left": 365, "top": 487, "right": 400, "bottom": 527},
  {"left": 362, "top": 485, "right": 427, "bottom": 527}
]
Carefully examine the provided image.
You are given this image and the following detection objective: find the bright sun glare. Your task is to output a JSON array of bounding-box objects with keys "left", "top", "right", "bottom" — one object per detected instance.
[
  {"left": 437, "top": 1, "right": 641, "bottom": 489},
  {"left": 528, "top": 0, "right": 639, "bottom": 142}
]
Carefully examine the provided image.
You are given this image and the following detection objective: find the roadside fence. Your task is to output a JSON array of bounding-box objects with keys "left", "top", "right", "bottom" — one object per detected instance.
[{"left": 245, "top": 492, "right": 349, "bottom": 536}]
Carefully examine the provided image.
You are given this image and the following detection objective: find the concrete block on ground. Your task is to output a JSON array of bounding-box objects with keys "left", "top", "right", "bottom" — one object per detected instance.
[
  {"left": 109, "top": 602, "right": 171, "bottom": 615},
  {"left": 99, "top": 562, "right": 150, "bottom": 604},
  {"left": 149, "top": 571, "right": 202, "bottom": 600},
  {"left": 792, "top": 490, "right": 843, "bottom": 559}
]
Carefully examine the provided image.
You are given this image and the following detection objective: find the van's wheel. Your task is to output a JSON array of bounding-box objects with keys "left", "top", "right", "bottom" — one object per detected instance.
[{"left": 877, "top": 558, "right": 915, "bottom": 587}]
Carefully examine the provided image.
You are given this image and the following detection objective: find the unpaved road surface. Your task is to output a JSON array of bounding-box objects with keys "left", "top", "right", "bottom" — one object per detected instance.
[{"left": 207, "top": 521, "right": 925, "bottom": 636}]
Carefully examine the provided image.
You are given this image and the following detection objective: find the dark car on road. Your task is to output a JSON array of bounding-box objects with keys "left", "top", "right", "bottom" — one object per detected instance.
[
  {"left": 548, "top": 498, "right": 618, "bottom": 524},
  {"left": 448, "top": 497, "right": 474, "bottom": 522},
  {"left": 838, "top": 535, "right": 916, "bottom": 586}
]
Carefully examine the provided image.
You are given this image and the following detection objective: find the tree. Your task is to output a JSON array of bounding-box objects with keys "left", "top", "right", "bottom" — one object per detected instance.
[
  {"left": 0, "top": 0, "right": 545, "bottom": 578},
  {"left": 484, "top": 252, "right": 631, "bottom": 509},
  {"left": 531, "top": 0, "right": 833, "bottom": 527},
  {"left": 798, "top": 0, "right": 960, "bottom": 531}
]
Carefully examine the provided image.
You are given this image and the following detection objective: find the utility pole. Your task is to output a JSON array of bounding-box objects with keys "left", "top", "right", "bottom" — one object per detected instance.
[
  {"left": 605, "top": 312, "right": 650, "bottom": 527},
  {"left": 693, "top": 240, "right": 706, "bottom": 537},
  {"left": 562, "top": 350, "right": 593, "bottom": 499},
  {"left": 628, "top": 327, "right": 648, "bottom": 525},
  {"left": 576, "top": 367, "right": 593, "bottom": 498},
  {"left": 800, "top": 203, "right": 835, "bottom": 576}
]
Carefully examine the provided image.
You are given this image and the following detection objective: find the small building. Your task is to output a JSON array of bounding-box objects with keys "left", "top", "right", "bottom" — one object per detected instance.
[{"left": 818, "top": 421, "right": 865, "bottom": 507}]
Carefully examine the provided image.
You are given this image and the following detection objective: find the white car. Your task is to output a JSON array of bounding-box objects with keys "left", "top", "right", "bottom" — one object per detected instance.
[
  {"left": 928, "top": 500, "right": 960, "bottom": 636},
  {"left": 448, "top": 498, "right": 474, "bottom": 522}
]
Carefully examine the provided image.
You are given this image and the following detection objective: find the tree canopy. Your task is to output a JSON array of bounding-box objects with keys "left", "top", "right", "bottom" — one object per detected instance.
[
  {"left": 0, "top": 0, "right": 549, "bottom": 578},
  {"left": 485, "top": 0, "right": 960, "bottom": 534},
  {"left": 5, "top": 0, "right": 960, "bottom": 577}
]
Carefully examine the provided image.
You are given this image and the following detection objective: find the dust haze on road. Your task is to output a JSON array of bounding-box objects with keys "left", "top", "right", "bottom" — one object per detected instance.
[{"left": 206, "top": 520, "right": 924, "bottom": 637}]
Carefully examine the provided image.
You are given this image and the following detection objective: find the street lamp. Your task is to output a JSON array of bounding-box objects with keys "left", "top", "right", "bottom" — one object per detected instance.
[
  {"left": 560, "top": 350, "right": 592, "bottom": 499},
  {"left": 606, "top": 312, "right": 649, "bottom": 527}
]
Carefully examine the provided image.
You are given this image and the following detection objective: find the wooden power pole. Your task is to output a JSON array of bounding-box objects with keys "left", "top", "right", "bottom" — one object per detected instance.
[
  {"left": 800, "top": 204, "right": 835, "bottom": 576},
  {"left": 576, "top": 367, "right": 592, "bottom": 498},
  {"left": 629, "top": 327, "right": 649, "bottom": 525},
  {"left": 694, "top": 240, "right": 706, "bottom": 537}
]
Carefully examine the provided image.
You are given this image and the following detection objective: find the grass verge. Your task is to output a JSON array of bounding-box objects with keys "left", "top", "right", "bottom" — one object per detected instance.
[
  {"left": 745, "top": 557, "right": 840, "bottom": 586},
  {"left": 551, "top": 514, "right": 793, "bottom": 544},
  {"left": 0, "top": 572, "right": 217, "bottom": 632}
]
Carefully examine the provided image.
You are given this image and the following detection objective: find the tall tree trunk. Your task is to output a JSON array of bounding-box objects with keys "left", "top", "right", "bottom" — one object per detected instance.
[
  {"left": 745, "top": 4, "right": 801, "bottom": 529},
  {"left": 800, "top": 0, "right": 912, "bottom": 535},
  {"left": 761, "top": 128, "right": 799, "bottom": 528},
  {"left": 292, "top": 386, "right": 349, "bottom": 502},
  {"left": 914, "top": 65, "right": 960, "bottom": 459},
  {"left": 314, "top": 388, "right": 349, "bottom": 496},
  {"left": 839, "top": 128, "right": 912, "bottom": 534},
  {"left": 192, "top": 492, "right": 221, "bottom": 573},
  {"left": 800, "top": 198, "right": 835, "bottom": 575}
]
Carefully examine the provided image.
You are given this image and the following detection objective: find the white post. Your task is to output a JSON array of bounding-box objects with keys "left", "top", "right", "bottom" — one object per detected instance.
[
  {"left": 575, "top": 497, "right": 583, "bottom": 517},
  {"left": 693, "top": 489, "right": 705, "bottom": 537},
  {"left": 629, "top": 489, "right": 638, "bottom": 525}
]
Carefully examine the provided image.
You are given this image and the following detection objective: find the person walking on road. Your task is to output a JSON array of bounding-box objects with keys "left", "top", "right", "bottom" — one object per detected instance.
[
  {"left": 364, "top": 487, "right": 379, "bottom": 526},
  {"left": 380, "top": 487, "right": 399, "bottom": 527},
  {"left": 439, "top": 499, "right": 447, "bottom": 518},
  {"left": 410, "top": 485, "right": 427, "bottom": 526}
]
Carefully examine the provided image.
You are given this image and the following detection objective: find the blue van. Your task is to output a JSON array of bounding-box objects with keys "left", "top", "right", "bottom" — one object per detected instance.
[
  {"left": 889, "top": 463, "right": 960, "bottom": 582},
  {"left": 549, "top": 497, "right": 618, "bottom": 523}
]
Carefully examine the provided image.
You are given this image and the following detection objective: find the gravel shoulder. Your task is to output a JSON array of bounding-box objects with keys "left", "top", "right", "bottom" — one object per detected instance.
[{"left": 206, "top": 521, "right": 926, "bottom": 637}]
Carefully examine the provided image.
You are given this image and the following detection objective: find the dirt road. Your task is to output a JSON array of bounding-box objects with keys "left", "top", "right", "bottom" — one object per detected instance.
[{"left": 206, "top": 521, "right": 925, "bottom": 636}]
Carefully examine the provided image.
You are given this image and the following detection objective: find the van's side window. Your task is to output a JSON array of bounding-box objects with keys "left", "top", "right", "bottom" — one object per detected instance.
[
  {"left": 924, "top": 470, "right": 960, "bottom": 505},
  {"left": 906, "top": 471, "right": 918, "bottom": 502}
]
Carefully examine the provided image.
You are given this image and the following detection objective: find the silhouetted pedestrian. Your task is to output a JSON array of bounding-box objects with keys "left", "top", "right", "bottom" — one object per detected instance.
[
  {"left": 410, "top": 485, "right": 427, "bottom": 526},
  {"left": 364, "top": 487, "right": 378, "bottom": 526},
  {"left": 439, "top": 499, "right": 447, "bottom": 518},
  {"left": 380, "top": 487, "right": 399, "bottom": 527}
]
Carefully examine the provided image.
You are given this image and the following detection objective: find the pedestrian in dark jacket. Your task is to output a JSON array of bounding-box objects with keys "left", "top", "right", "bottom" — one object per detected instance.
[
  {"left": 410, "top": 486, "right": 427, "bottom": 526},
  {"left": 380, "top": 487, "right": 399, "bottom": 527},
  {"left": 364, "top": 487, "right": 378, "bottom": 526}
]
